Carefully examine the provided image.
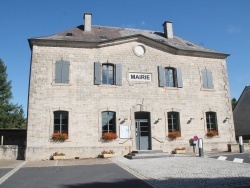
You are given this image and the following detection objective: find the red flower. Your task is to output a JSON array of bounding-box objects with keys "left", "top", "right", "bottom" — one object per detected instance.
[{"left": 102, "top": 132, "right": 118, "bottom": 141}]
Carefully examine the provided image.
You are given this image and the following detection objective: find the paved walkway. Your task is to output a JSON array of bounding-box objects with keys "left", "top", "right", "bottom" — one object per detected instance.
[
  {"left": 1, "top": 153, "right": 250, "bottom": 187},
  {"left": 111, "top": 155, "right": 250, "bottom": 188}
]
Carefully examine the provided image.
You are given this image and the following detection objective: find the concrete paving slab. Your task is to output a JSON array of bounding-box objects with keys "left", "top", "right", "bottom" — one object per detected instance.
[
  {"left": 23, "top": 158, "right": 112, "bottom": 168},
  {"left": 0, "top": 160, "right": 23, "bottom": 168}
]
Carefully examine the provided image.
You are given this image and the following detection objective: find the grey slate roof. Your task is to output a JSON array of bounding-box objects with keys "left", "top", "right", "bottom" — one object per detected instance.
[{"left": 29, "top": 25, "right": 229, "bottom": 58}]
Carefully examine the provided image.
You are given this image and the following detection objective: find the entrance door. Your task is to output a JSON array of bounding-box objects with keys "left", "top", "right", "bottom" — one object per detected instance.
[{"left": 135, "top": 119, "right": 150, "bottom": 150}]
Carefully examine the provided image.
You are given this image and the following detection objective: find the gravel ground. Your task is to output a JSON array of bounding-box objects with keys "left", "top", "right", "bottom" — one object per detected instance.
[{"left": 111, "top": 156, "right": 250, "bottom": 188}]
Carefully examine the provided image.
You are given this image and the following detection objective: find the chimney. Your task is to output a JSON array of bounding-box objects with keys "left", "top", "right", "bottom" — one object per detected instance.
[
  {"left": 162, "top": 21, "right": 173, "bottom": 39},
  {"left": 84, "top": 13, "right": 92, "bottom": 31}
]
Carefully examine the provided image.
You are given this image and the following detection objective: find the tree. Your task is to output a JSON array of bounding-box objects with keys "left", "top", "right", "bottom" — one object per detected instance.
[
  {"left": 0, "top": 58, "right": 25, "bottom": 128},
  {"left": 231, "top": 98, "right": 237, "bottom": 110}
]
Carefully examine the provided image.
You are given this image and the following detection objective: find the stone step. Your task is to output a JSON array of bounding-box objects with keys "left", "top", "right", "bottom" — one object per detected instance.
[
  {"left": 131, "top": 150, "right": 163, "bottom": 154},
  {"left": 124, "top": 150, "right": 169, "bottom": 160}
]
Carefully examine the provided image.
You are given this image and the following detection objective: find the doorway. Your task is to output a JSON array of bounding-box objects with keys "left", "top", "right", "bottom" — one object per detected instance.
[{"left": 135, "top": 112, "right": 151, "bottom": 150}]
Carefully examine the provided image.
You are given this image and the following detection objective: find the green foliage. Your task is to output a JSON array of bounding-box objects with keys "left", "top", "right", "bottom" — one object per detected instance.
[
  {"left": 0, "top": 58, "right": 26, "bottom": 128},
  {"left": 231, "top": 98, "right": 237, "bottom": 110}
]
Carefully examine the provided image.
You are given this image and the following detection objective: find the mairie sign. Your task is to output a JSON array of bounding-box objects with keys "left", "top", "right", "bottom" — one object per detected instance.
[{"left": 129, "top": 73, "right": 152, "bottom": 82}]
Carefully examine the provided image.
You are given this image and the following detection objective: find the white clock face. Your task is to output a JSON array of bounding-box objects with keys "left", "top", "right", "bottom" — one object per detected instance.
[{"left": 133, "top": 45, "right": 145, "bottom": 57}]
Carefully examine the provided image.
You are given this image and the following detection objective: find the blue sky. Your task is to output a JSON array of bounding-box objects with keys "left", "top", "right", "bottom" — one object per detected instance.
[{"left": 1, "top": 0, "right": 250, "bottom": 117}]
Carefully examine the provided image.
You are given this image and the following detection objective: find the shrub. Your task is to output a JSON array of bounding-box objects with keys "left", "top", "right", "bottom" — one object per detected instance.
[
  {"left": 102, "top": 132, "right": 118, "bottom": 141},
  {"left": 175, "top": 147, "right": 185, "bottom": 150},
  {"left": 52, "top": 152, "right": 65, "bottom": 156},
  {"left": 101, "top": 150, "right": 115, "bottom": 154},
  {"left": 168, "top": 131, "right": 181, "bottom": 139},
  {"left": 51, "top": 132, "right": 68, "bottom": 142}
]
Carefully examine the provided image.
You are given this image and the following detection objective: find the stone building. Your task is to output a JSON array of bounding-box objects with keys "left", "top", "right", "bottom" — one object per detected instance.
[
  {"left": 26, "top": 13, "right": 235, "bottom": 160},
  {"left": 233, "top": 86, "right": 250, "bottom": 140}
]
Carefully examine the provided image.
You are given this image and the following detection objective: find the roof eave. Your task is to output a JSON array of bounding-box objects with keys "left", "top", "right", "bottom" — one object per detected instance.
[{"left": 28, "top": 35, "right": 229, "bottom": 59}]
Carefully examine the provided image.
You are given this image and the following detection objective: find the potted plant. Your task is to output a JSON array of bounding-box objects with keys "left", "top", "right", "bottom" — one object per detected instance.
[
  {"left": 101, "top": 150, "right": 115, "bottom": 158},
  {"left": 206, "top": 130, "right": 218, "bottom": 138},
  {"left": 51, "top": 152, "right": 65, "bottom": 160},
  {"left": 102, "top": 132, "right": 118, "bottom": 142},
  {"left": 173, "top": 147, "right": 186, "bottom": 154},
  {"left": 51, "top": 132, "right": 68, "bottom": 142},
  {"left": 168, "top": 131, "right": 181, "bottom": 139}
]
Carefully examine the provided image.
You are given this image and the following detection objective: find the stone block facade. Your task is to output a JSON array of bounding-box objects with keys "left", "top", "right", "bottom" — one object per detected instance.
[{"left": 26, "top": 14, "right": 235, "bottom": 160}]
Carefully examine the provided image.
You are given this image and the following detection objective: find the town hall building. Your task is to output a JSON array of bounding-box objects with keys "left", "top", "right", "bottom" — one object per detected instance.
[{"left": 26, "top": 13, "right": 235, "bottom": 160}]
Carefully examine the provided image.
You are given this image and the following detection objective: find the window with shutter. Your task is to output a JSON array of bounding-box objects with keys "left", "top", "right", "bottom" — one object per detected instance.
[
  {"left": 116, "top": 64, "right": 122, "bottom": 86},
  {"left": 55, "top": 60, "right": 69, "bottom": 84},
  {"left": 94, "top": 62, "right": 122, "bottom": 86},
  {"left": 158, "top": 66, "right": 183, "bottom": 88},
  {"left": 158, "top": 66, "right": 165, "bottom": 87},
  {"left": 202, "top": 68, "right": 214, "bottom": 89}
]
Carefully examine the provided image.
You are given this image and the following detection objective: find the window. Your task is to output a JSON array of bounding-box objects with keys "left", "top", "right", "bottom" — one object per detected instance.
[
  {"left": 167, "top": 112, "right": 180, "bottom": 132},
  {"left": 102, "top": 64, "right": 114, "bottom": 85},
  {"left": 158, "top": 66, "right": 183, "bottom": 88},
  {"left": 202, "top": 68, "right": 213, "bottom": 89},
  {"left": 102, "top": 111, "right": 116, "bottom": 133},
  {"left": 206, "top": 112, "right": 217, "bottom": 132},
  {"left": 55, "top": 60, "right": 69, "bottom": 84},
  {"left": 165, "top": 68, "right": 176, "bottom": 87},
  {"left": 94, "top": 62, "right": 122, "bottom": 86},
  {"left": 54, "top": 111, "right": 68, "bottom": 133}
]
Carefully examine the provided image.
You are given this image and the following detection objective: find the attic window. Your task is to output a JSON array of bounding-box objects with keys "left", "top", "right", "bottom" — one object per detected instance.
[
  {"left": 158, "top": 39, "right": 165, "bottom": 43},
  {"left": 66, "top": 33, "right": 73, "bottom": 36},
  {"left": 100, "top": 35, "right": 108, "bottom": 39},
  {"left": 186, "top": 43, "right": 194, "bottom": 47}
]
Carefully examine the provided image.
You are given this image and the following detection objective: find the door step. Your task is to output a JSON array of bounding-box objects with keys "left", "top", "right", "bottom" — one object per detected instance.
[{"left": 124, "top": 150, "right": 169, "bottom": 160}]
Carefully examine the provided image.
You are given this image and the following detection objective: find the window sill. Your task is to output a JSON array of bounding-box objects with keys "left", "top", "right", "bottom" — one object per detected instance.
[
  {"left": 51, "top": 83, "right": 71, "bottom": 86},
  {"left": 163, "top": 86, "right": 180, "bottom": 90},
  {"left": 97, "top": 84, "right": 119, "bottom": 88},
  {"left": 200, "top": 88, "right": 215, "bottom": 91}
]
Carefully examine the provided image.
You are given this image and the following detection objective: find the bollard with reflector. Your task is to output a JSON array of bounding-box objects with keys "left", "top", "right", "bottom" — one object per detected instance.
[
  {"left": 239, "top": 136, "right": 244, "bottom": 153},
  {"left": 198, "top": 138, "right": 203, "bottom": 157}
]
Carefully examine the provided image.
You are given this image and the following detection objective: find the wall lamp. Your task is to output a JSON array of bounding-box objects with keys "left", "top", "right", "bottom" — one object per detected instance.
[
  {"left": 223, "top": 117, "right": 230, "bottom": 123},
  {"left": 154, "top": 118, "right": 162, "bottom": 124}
]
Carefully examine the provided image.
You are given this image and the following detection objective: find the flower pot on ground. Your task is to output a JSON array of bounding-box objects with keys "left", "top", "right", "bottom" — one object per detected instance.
[
  {"left": 53, "top": 155, "right": 65, "bottom": 160},
  {"left": 51, "top": 132, "right": 68, "bottom": 142},
  {"left": 51, "top": 152, "right": 65, "bottom": 160},
  {"left": 102, "top": 132, "right": 118, "bottom": 142},
  {"left": 101, "top": 150, "right": 115, "bottom": 158},
  {"left": 103, "top": 154, "right": 115, "bottom": 158},
  {"left": 173, "top": 147, "right": 186, "bottom": 154}
]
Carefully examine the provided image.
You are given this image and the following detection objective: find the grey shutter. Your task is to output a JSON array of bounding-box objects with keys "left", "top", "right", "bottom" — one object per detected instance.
[
  {"left": 62, "top": 61, "right": 69, "bottom": 84},
  {"left": 116, "top": 64, "right": 122, "bottom": 86},
  {"left": 207, "top": 69, "right": 214, "bottom": 89},
  {"left": 94, "top": 62, "right": 101, "bottom": 85},
  {"left": 202, "top": 69, "right": 208, "bottom": 88},
  {"left": 158, "top": 65, "right": 165, "bottom": 87},
  {"left": 55, "top": 61, "right": 62, "bottom": 83},
  {"left": 176, "top": 68, "right": 183, "bottom": 88}
]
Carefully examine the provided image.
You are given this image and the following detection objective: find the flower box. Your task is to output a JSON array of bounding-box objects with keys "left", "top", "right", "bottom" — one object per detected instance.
[
  {"left": 102, "top": 132, "right": 118, "bottom": 142},
  {"left": 102, "top": 154, "right": 115, "bottom": 158},
  {"left": 174, "top": 150, "right": 186, "bottom": 154},
  {"left": 53, "top": 156, "right": 65, "bottom": 160}
]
